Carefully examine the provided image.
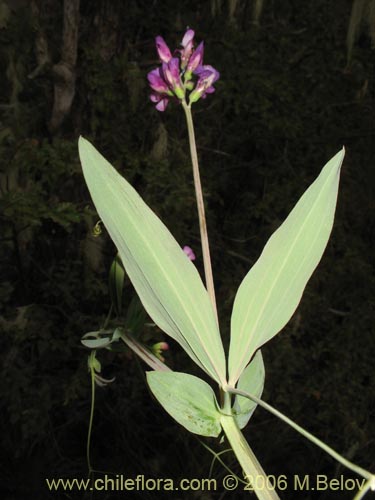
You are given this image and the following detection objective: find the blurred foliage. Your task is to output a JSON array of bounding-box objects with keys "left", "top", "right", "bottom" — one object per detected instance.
[{"left": 0, "top": 0, "right": 374, "bottom": 499}]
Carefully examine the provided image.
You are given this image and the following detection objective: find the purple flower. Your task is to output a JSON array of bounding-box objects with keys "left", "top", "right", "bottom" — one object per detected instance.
[
  {"left": 189, "top": 64, "right": 220, "bottom": 103},
  {"left": 147, "top": 67, "right": 171, "bottom": 94},
  {"left": 186, "top": 41, "right": 204, "bottom": 75},
  {"left": 147, "top": 67, "right": 174, "bottom": 111},
  {"left": 180, "top": 29, "right": 195, "bottom": 69},
  {"left": 147, "top": 29, "right": 220, "bottom": 110},
  {"left": 181, "top": 28, "right": 195, "bottom": 47},
  {"left": 150, "top": 92, "right": 170, "bottom": 111},
  {"left": 183, "top": 245, "right": 196, "bottom": 261},
  {"left": 162, "top": 58, "right": 184, "bottom": 98},
  {"left": 155, "top": 36, "right": 172, "bottom": 63}
]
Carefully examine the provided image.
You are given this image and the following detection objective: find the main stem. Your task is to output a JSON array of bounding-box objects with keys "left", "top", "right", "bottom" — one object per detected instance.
[
  {"left": 220, "top": 415, "right": 280, "bottom": 500},
  {"left": 182, "top": 101, "right": 277, "bottom": 499},
  {"left": 182, "top": 101, "right": 218, "bottom": 324},
  {"left": 87, "top": 351, "right": 96, "bottom": 475}
]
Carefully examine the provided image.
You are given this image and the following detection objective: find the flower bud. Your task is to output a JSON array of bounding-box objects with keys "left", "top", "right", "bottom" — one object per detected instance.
[
  {"left": 151, "top": 341, "right": 169, "bottom": 362},
  {"left": 155, "top": 36, "right": 172, "bottom": 63},
  {"left": 186, "top": 41, "right": 204, "bottom": 76},
  {"left": 162, "top": 58, "right": 185, "bottom": 99},
  {"left": 183, "top": 245, "right": 196, "bottom": 261},
  {"left": 180, "top": 29, "right": 195, "bottom": 69}
]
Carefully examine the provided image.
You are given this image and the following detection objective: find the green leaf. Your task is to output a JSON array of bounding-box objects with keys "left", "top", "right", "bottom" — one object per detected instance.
[
  {"left": 81, "top": 329, "right": 121, "bottom": 349},
  {"left": 233, "top": 351, "right": 265, "bottom": 429},
  {"left": 147, "top": 371, "right": 222, "bottom": 437},
  {"left": 228, "top": 149, "right": 345, "bottom": 386},
  {"left": 109, "top": 254, "right": 125, "bottom": 316},
  {"left": 79, "top": 137, "right": 226, "bottom": 386}
]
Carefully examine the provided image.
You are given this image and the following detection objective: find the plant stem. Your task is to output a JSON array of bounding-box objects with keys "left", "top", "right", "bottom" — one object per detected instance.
[
  {"left": 220, "top": 414, "right": 280, "bottom": 500},
  {"left": 228, "top": 387, "right": 374, "bottom": 482},
  {"left": 119, "top": 329, "right": 172, "bottom": 372},
  {"left": 353, "top": 478, "right": 375, "bottom": 500},
  {"left": 181, "top": 101, "right": 278, "bottom": 499},
  {"left": 87, "top": 351, "right": 96, "bottom": 475},
  {"left": 182, "top": 100, "right": 218, "bottom": 324}
]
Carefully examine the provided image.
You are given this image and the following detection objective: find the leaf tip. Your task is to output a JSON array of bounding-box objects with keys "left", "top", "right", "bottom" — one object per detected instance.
[{"left": 78, "top": 135, "right": 89, "bottom": 151}]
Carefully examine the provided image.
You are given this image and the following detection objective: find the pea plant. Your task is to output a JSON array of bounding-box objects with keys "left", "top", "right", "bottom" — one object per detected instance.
[{"left": 79, "top": 29, "right": 374, "bottom": 499}]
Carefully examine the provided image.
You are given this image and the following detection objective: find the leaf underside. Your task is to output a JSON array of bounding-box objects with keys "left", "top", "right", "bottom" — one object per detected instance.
[
  {"left": 147, "top": 371, "right": 222, "bottom": 437},
  {"left": 229, "top": 149, "right": 344, "bottom": 386},
  {"left": 79, "top": 137, "right": 226, "bottom": 386},
  {"left": 233, "top": 350, "right": 265, "bottom": 429}
]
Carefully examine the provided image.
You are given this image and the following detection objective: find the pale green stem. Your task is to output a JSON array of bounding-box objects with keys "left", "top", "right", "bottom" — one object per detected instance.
[
  {"left": 119, "top": 329, "right": 172, "bottom": 372},
  {"left": 181, "top": 100, "right": 278, "bottom": 499},
  {"left": 228, "top": 387, "right": 374, "bottom": 483},
  {"left": 87, "top": 351, "right": 96, "bottom": 475},
  {"left": 220, "top": 414, "right": 280, "bottom": 500},
  {"left": 198, "top": 439, "right": 247, "bottom": 484},
  {"left": 181, "top": 100, "right": 218, "bottom": 324},
  {"left": 353, "top": 478, "right": 375, "bottom": 500}
]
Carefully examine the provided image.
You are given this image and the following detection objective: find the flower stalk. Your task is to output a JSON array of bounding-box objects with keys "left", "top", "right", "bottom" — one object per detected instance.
[{"left": 182, "top": 100, "right": 218, "bottom": 323}]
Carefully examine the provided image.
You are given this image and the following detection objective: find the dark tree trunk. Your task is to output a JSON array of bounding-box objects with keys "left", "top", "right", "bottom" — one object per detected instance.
[{"left": 49, "top": 0, "right": 80, "bottom": 133}]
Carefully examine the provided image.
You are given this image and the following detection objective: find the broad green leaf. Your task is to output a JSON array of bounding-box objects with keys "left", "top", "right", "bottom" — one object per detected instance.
[
  {"left": 79, "top": 137, "right": 226, "bottom": 386},
  {"left": 109, "top": 254, "right": 125, "bottom": 316},
  {"left": 229, "top": 149, "right": 345, "bottom": 386},
  {"left": 147, "top": 371, "right": 221, "bottom": 437},
  {"left": 233, "top": 351, "right": 265, "bottom": 429}
]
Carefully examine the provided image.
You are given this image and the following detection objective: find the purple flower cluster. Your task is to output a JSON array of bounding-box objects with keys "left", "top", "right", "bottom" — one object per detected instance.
[{"left": 147, "top": 29, "right": 220, "bottom": 111}]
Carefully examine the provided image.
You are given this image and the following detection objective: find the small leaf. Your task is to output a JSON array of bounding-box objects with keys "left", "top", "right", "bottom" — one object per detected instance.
[
  {"left": 81, "top": 333, "right": 112, "bottom": 349},
  {"left": 233, "top": 351, "right": 265, "bottom": 429},
  {"left": 109, "top": 254, "right": 125, "bottom": 316},
  {"left": 147, "top": 371, "right": 222, "bottom": 437},
  {"left": 229, "top": 149, "right": 345, "bottom": 386},
  {"left": 79, "top": 137, "right": 226, "bottom": 386},
  {"left": 81, "top": 329, "right": 120, "bottom": 349},
  {"left": 88, "top": 351, "right": 101, "bottom": 372}
]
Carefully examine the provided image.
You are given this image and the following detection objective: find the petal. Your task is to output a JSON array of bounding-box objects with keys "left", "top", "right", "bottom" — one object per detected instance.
[
  {"left": 193, "top": 64, "right": 205, "bottom": 76},
  {"left": 181, "top": 29, "right": 195, "bottom": 47},
  {"left": 147, "top": 68, "right": 169, "bottom": 93},
  {"left": 183, "top": 245, "right": 196, "bottom": 261},
  {"left": 194, "top": 65, "right": 220, "bottom": 84},
  {"left": 188, "top": 65, "right": 219, "bottom": 104},
  {"left": 209, "top": 67, "right": 220, "bottom": 83},
  {"left": 204, "top": 86, "right": 216, "bottom": 94},
  {"left": 155, "top": 97, "right": 169, "bottom": 111},
  {"left": 150, "top": 92, "right": 161, "bottom": 103},
  {"left": 162, "top": 58, "right": 182, "bottom": 88},
  {"left": 187, "top": 41, "right": 204, "bottom": 73},
  {"left": 180, "top": 29, "right": 195, "bottom": 69},
  {"left": 155, "top": 36, "right": 172, "bottom": 63}
]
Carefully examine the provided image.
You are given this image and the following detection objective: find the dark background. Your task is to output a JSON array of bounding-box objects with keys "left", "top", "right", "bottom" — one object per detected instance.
[{"left": 0, "top": 0, "right": 374, "bottom": 499}]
